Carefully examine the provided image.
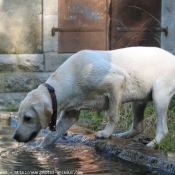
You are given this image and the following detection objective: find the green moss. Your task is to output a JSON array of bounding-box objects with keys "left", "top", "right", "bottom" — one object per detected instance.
[{"left": 7, "top": 105, "right": 16, "bottom": 112}]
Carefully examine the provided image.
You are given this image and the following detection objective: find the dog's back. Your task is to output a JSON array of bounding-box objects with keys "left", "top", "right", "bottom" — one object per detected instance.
[
  {"left": 108, "top": 47, "right": 175, "bottom": 102},
  {"left": 65, "top": 47, "right": 175, "bottom": 102}
]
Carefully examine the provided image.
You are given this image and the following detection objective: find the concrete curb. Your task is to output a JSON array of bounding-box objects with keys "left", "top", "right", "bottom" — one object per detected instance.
[{"left": 66, "top": 126, "right": 175, "bottom": 174}]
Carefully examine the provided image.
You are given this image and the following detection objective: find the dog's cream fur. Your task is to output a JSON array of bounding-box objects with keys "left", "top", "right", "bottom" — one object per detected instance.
[{"left": 13, "top": 47, "right": 175, "bottom": 147}]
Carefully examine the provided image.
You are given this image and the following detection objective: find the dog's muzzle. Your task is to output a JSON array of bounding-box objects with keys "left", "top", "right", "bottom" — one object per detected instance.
[{"left": 13, "top": 132, "right": 38, "bottom": 143}]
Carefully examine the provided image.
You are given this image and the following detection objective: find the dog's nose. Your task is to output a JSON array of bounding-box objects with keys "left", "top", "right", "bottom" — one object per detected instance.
[{"left": 13, "top": 133, "right": 20, "bottom": 142}]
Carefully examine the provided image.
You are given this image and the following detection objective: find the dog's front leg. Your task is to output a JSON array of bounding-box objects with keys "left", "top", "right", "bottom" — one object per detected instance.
[
  {"left": 39, "top": 110, "right": 80, "bottom": 147},
  {"left": 94, "top": 74, "right": 125, "bottom": 138}
]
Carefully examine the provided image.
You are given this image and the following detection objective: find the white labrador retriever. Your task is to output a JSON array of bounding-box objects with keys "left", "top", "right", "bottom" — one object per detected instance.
[{"left": 13, "top": 47, "right": 175, "bottom": 147}]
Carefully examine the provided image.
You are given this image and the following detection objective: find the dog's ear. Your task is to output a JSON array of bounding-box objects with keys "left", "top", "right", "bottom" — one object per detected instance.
[{"left": 32, "top": 103, "right": 53, "bottom": 129}]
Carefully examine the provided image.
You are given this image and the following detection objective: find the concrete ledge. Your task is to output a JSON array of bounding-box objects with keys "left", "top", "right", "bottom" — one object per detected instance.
[
  {"left": 118, "top": 150, "right": 175, "bottom": 173},
  {"left": 0, "top": 112, "right": 18, "bottom": 119},
  {"left": 66, "top": 125, "right": 175, "bottom": 174}
]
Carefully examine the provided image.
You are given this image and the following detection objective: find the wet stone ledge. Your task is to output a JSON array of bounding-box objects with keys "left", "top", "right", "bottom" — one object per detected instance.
[
  {"left": 65, "top": 125, "right": 175, "bottom": 174},
  {"left": 118, "top": 150, "right": 175, "bottom": 173}
]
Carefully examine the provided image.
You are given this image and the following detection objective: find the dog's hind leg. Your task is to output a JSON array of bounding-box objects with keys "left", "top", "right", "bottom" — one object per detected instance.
[
  {"left": 39, "top": 110, "right": 80, "bottom": 147},
  {"left": 147, "top": 81, "right": 175, "bottom": 147},
  {"left": 114, "top": 101, "right": 147, "bottom": 138},
  {"left": 94, "top": 74, "right": 125, "bottom": 139}
]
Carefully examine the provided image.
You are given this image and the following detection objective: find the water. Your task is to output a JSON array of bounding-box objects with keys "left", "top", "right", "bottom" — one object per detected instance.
[{"left": 0, "top": 115, "right": 173, "bottom": 175}]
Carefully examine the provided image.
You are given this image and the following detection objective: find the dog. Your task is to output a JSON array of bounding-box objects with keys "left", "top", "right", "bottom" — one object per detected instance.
[{"left": 13, "top": 47, "right": 175, "bottom": 147}]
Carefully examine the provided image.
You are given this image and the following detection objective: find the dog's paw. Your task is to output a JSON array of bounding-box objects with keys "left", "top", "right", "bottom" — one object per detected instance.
[
  {"left": 113, "top": 133, "right": 131, "bottom": 138},
  {"left": 146, "top": 140, "right": 156, "bottom": 147},
  {"left": 113, "top": 130, "right": 139, "bottom": 139},
  {"left": 113, "top": 133, "right": 124, "bottom": 138},
  {"left": 94, "top": 130, "right": 111, "bottom": 139}
]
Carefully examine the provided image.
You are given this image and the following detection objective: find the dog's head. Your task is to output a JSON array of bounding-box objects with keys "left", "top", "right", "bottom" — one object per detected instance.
[{"left": 13, "top": 87, "right": 52, "bottom": 143}]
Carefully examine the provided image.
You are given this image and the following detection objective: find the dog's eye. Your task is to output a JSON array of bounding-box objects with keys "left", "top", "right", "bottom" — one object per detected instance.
[{"left": 24, "top": 116, "right": 31, "bottom": 121}]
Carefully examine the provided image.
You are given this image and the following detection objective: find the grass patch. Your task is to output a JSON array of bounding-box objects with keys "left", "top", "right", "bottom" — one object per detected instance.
[
  {"left": 78, "top": 110, "right": 107, "bottom": 131},
  {"left": 7, "top": 105, "right": 16, "bottom": 112},
  {"left": 153, "top": 134, "right": 175, "bottom": 152},
  {"left": 78, "top": 99, "right": 175, "bottom": 152}
]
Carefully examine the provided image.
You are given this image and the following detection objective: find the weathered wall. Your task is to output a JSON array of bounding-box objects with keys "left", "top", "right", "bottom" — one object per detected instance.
[
  {"left": 0, "top": 0, "right": 42, "bottom": 54},
  {"left": 0, "top": 0, "right": 174, "bottom": 110}
]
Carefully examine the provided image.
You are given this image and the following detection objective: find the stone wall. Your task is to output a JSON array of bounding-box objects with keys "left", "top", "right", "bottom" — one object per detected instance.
[
  {"left": 0, "top": 0, "right": 72, "bottom": 110},
  {"left": 0, "top": 0, "right": 174, "bottom": 110},
  {"left": 0, "top": 53, "right": 72, "bottom": 110},
  {"left": 0, "top": 54, "right": 48, "bottom": 110}
]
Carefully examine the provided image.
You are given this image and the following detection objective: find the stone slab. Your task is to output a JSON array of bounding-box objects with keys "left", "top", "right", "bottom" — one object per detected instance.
[
  {"left": 5, "top": 73, "right": 34, "bottom": 92},
  {"left": 45, "top": 53, "right": 72, "bottom": 71},
  {"left": 33, "top": 73, "right": 52, "bottom": 89},
  {"left": 0, "top": 55, "right": 17, "bottom": 71},
  {"left": 0, "top": 112, "right": 18, "bottom": 119},
  {"left": 17, "top": 54, "right": 44, "bottom": 72}
]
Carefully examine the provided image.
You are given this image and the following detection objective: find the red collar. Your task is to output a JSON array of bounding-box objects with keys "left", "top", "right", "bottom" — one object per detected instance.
[{"left": 43, "top": 83, "right": 57, "bottom": 131}]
